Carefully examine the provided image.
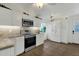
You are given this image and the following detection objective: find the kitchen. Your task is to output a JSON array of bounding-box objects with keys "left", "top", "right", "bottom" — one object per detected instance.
[
  {"left": 0, "top": 3, "right": 46, "bottom": 56},
  {"left": 0, "top": 3, "right": 79, "bottom": 56}
]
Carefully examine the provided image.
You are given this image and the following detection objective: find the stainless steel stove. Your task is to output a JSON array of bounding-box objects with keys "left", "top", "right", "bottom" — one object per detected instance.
[
  {"left": 24, "top": 35, "right": 36, "bottom": 52},
  {"left": 22, "top": 18, "right": 36, "bottom": 52}
]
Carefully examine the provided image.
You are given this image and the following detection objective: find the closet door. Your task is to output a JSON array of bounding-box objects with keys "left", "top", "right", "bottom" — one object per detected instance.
[
  {"left": 61, "top": 19, "right": 69, "bottom": 43},
  {"left": 54, "top": 20, "right": 61, "bottom": 42},
  {"left": 47, "top": 22, "right": 56, "bottom": 41},
  {"left": 47, "top": 21, "right": 61, "bottom": 42}
]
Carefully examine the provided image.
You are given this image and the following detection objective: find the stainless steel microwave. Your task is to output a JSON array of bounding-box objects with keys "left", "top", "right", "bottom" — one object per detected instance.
[{"left": 22, "top": 19, "right": 33, "bottom": 27}]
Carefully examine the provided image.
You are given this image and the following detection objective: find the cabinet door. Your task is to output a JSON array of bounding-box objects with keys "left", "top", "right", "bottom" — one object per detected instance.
[
  {"left": 10, "top": 47, "right": 15, "bottom": 56},
  {"left": 0, "top": 7, "right": 12, "bottom": 25},
  {"left": 36, "top": 33, "right": 44, "bottom": 46},
  {"left": 0, "top": 47, "right": 13, "bottom": 56},
  {"left": 11, "top": 11, "right": 22, "bottom": 26},
  {"left": 34, "top": 19, "right": 41, "bottom": 27},
  {"left": 15, "top": 36, "right": 24, "bottom": 55}
]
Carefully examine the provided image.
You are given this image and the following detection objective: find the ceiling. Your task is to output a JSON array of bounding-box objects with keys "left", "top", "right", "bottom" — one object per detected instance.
[
  {"left": 20, "top": 3, "right": 79, "bottom": 19},
  {"left": 2, "top": 3, "right": 79, "bottom": 21}
]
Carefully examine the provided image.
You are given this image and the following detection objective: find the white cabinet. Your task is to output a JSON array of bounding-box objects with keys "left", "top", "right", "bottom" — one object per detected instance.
[
  {"left": 0, "top": 7, "right": 22, "bottom": 26},
  {"left": 0, "top": 36, "right": 24, "bottom": 56},
  {"left": 0, "top": 7, "right": 12, "bottom": 25},
  {"left": 15, "top": 36, "right": 24, "bottom": 55},
  {"left": 34, "top": 19, "right": 41, "bottom": 27},
  {"left": 0, "top": 47, "right": 14, "bottom": 56},
  {"left": 36, "top": 33, "right": 44, "bottom": 46},
  {"left": 10, "top": 47, "right": 15, "bottom": 56},
  {"left": 34, "top": 19, "right": 45, "bottom": 46},
  {"left": 11, "top": 11, "right": 22, "bottom": 26}
]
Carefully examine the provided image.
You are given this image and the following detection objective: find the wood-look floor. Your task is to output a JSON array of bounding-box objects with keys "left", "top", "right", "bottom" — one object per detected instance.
[{"left": 20, "top": 39, "right": 79, "bottom": 56}]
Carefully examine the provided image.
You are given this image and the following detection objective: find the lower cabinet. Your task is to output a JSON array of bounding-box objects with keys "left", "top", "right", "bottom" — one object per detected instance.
[
  {"left": 10, "top": 47, "right": 15, "bottom": 56},
  {"left": 0, "top": 47, "right": 14, "bottom": 56},
  {"left": 36, "top": 33, "right": 45, "bottom": 46},
  {"left": 0, "top": 34, "right": 45, "bottom": 56},
  {"left": 15, "top": 36, "right": 24, "bottom": 55},
  {"left": 0, "top": 36, "right": 24, "bottom": 56}
]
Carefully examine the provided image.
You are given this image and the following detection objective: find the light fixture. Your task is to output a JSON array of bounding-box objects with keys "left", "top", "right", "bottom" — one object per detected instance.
[
  {"left": 33, "top": 3, "right": 44, "bottom": 8},
  {"left": 36, "top": 3, "right": 43, "bottom": 8},
  {"left": 33, "top": 0, "right": 44, "bottom": 8}
]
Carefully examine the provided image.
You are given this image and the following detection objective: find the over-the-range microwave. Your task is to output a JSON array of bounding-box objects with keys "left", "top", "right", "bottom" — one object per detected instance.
[{"left": 22, "top": 18, "right": 33, "bottom": 27}]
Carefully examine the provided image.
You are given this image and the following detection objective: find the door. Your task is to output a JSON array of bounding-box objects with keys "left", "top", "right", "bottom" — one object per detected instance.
[
  {"left": 46, "top": 22, "right": 56, "bottom": 41},
  {"left": 47, "top": 20, "right": 61, "bottom": 42},
  {"left": 72, "top": 19, "right": 79, "bottom": 44}
]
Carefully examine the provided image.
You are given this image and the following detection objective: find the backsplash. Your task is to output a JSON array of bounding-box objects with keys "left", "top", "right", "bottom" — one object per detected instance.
[{"left": 0, "top": 25, "right": 21, "bottom": 39}]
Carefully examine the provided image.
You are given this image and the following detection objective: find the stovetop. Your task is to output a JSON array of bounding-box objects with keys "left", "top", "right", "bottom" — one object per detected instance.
[{"left": 24, "top": 34, "right": 36, "bottom": 38}]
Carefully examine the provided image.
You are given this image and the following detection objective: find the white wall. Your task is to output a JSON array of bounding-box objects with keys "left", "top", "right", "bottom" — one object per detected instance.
[
  {"left": 45, "top": 16, "right": 73, "bottom": 43},
  {"left": 62, "top": 14, "right": 79, "bottom": 44},
  {"left": 45, "top": 17, "right": 66, "bottom": 42}
]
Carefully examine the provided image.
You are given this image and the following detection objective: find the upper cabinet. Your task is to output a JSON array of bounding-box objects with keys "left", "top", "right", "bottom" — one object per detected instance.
[
  {"left": 11, "top": 11, "right": 22, "bottom": 26},
  {"left": 0, "top": 7, "right": 12, "bottom": 25},
  {"left": 34, "top": 19, "right": 41, "bottom": 27},
  {"left": 0, "top": 5, "right": 22, "bottom": 26}
]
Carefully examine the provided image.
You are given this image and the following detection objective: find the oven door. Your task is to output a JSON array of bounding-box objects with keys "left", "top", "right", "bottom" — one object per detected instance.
[{"left": 25, "top": 36, "right": 36, "bottom": 48}]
